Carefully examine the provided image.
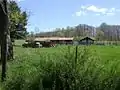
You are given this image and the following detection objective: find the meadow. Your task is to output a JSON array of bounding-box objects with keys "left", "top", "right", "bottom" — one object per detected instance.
[{"left": 1, "top": 41, "right": 120, "bottom": 90}]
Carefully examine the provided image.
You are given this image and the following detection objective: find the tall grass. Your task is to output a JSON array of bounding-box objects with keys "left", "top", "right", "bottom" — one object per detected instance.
[{"left": 1, "top": 46, "right": 120, "bottom": 90}]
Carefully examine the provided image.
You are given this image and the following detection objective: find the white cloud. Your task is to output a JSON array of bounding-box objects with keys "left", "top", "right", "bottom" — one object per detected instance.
[
  {"left": 75, "top": 11, "right": 86, "bottom": 16},
  {"left": 105, "top": 12, "right": 115, "bottom": 16},
  {"left": 73, "top": 5, "right": 120, "bottom": 17},
  {"left": 81, "top": 5, "right": 87, "bottom": 9},
  {"left": 86, "top": 5, "right": 108, "bottom": 14},
  {"left": 95, "top": 13, "right": 101, "bottom": 16},
  {"left": 109, "top": 8, "right": 116, "bottom": 12}
]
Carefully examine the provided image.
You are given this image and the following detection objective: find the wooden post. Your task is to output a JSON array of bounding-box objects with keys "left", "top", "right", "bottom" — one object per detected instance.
[
  {"left": 74, "top": 45, "right": 78, "bottom": 89},
  {"left": 1, "top": 0, "right": 8, "bottom": 82},
  {"left": 75, "top": 46, "right": 78, "bottom": 65}
]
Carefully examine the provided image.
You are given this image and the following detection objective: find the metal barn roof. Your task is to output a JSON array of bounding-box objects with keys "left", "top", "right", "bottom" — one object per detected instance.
[{"left": 34, "top": 37, "right": 74, "bottom": 41}]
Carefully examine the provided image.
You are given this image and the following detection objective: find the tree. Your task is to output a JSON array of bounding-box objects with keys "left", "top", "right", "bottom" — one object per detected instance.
[
  {"left": 0, "top": 0, "right": 9, "bottom": 81},
  {"left": 95, "top": 30, "right": 104, "bottom": 41},
  {"left": 8, "top": 1, "right": 28, "bottom": 40}
]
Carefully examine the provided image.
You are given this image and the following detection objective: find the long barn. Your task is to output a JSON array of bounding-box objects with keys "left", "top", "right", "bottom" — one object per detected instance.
[{"left": 26, "top": 37, "right": 74, "bottom": 47}]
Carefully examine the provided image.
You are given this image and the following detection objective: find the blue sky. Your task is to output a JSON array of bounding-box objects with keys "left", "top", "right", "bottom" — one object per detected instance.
[{"left": 15, "top": 0, "right": 120, "bottom": 32}]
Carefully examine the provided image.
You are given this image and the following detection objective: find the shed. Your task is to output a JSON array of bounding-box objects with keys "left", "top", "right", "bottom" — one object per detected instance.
[{"left": 79, "top": 36, "right": 95, "bottom": 45}]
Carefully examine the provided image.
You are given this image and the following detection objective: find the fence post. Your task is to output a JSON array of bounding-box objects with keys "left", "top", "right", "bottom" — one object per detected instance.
[
  {"left": 75, "top": 46, "right": 78, "bottom": 65},
  {"left": 74, "top": 45, "right": 78, "bottom": 89}
]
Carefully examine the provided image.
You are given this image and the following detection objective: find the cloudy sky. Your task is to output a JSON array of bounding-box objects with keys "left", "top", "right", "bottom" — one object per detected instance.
[{"left": 15, "top": 0, "right": 120, "bottom": 32}]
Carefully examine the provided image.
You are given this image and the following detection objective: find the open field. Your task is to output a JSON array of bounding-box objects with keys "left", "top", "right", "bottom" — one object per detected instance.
[
  {"left": 1, "top": 45, "right": 120, "bottom": 89},
  {"left": 14, "top": 40, "right": 25, "bottom": 46},
  {"left": 14, "top": 45, "right": 120, "bottom": 61}
]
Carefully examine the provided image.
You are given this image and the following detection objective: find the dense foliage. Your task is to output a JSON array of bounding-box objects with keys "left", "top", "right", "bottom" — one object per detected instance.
[
  {"left": 1, "top": 45, "right": 120, "bottom": 90},
  {"left": 8, "top": 1, "right": 28, "bottom": 40}
]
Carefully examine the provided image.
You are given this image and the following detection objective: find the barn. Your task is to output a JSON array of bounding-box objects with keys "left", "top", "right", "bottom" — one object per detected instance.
[
  {"left": 26, "top": 37, "right": 74, "bottom": 47},
  {"left": 79, "top": 36, "right": 95, "bottom": 45}
]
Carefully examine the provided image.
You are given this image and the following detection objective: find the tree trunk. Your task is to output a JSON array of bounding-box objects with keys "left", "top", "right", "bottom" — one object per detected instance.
[{"left": 0, "top": 0, "right": 8, "bottom": 81}]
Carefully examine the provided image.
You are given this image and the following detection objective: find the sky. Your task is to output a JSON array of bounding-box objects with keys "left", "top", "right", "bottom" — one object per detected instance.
[{"left": 13, "top": 0, "right": 120, "bottom": 32}]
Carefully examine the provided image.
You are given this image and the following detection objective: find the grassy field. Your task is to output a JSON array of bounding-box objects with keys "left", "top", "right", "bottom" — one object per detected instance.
[
  {"left": 14, "top": 45, "right": 120, "bottom": 60},
  {"left": 14, "top": 40, "right": 25, "bottom": 46},
  {"left": 1, "top": 44, "right": 120, "bottom": 89}
]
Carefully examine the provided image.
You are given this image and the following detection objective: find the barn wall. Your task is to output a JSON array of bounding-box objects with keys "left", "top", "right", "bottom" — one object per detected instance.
[{"left": 79, "top": 39, "right": 86, "bottom": 44}]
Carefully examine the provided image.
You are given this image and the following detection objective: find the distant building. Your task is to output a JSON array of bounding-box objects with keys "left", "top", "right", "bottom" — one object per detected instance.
[{"left": 79, "top": 36, "right": 95, "bottom": 45}]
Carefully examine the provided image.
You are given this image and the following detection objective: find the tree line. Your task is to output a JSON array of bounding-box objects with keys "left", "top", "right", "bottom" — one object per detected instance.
[{"left": 34, "top": 23, "right": 120, "bottom": 41}]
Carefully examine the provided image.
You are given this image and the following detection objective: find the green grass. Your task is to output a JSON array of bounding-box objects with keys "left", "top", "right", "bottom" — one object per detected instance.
[
  {"left": 14, "top": 40, "right": 25, "bottom": 46},
  {"left": 90, "top": 45, "right": 120, "bottom": 60},
  {"left": 1, "top": 45, "right": 120, "bottom": 90}
]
